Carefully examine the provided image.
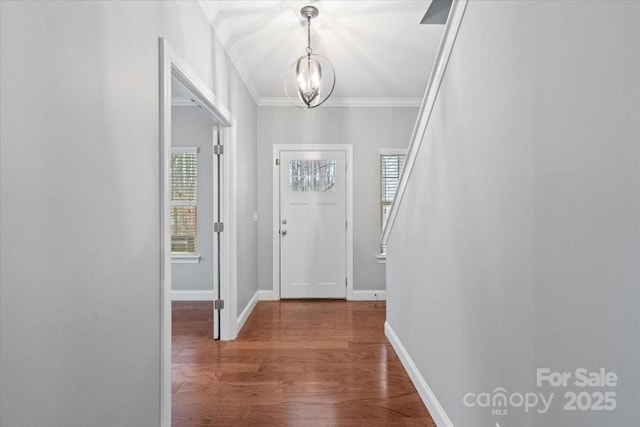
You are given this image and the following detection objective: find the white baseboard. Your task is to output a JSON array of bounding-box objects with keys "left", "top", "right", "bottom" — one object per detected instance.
[
  {"left": 256, "top": 289, "right": 385, "bottom": 301},
  {"left": 384, "top": 321, "right": 454, "bottom": 427},
  {"left": 171, "top": 290, "right": 215, "bottom": 301},
  {"left": 257, "top": 289, "right": 278, "bottom": 301},
  {"left": 350, "top": 290, "right": 387, "bottom": 301},
  {"left": 236, "top": 290, "right": 259, "bottom": 333}
]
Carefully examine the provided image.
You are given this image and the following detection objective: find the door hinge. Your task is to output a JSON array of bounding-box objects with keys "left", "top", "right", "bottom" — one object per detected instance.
[
  {"left": 214, "top": 222, "right": 224, "bottom": 233},
  {"left": 345, "top": 278, "right": 348, "bottom": 287},
  {"left": 275, "top": 158, "right": 280, "bottom": 166},
  {"left": 214, "top": 144, "right": 224, "bottom": 155},
  {"left": 214, "top": 299, "right": 225, "bottom": 310}
]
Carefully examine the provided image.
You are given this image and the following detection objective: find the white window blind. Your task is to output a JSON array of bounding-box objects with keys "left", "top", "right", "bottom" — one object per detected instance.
[
  {"left": 171, "top": 148, "right": 198, "bottom": 254},
  {"left": 380, "top": 151, "right": 406, "bottom": 255}
]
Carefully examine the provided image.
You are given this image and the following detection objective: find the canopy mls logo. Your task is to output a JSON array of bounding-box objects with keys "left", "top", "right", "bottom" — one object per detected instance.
[
  {"left": 463, "top": 368, "right": 618, "bottom": 416},
  {"left": 463, "top": 387, "right": 553, "bottom": 416}
]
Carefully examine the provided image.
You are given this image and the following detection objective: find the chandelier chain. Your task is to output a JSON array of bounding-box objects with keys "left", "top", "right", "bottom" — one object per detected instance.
[{"left": 306, "top": 16, "right": 312, "bottom": 57}]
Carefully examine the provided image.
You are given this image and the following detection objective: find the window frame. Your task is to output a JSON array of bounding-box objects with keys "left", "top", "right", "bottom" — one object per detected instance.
[
  {"left": 378, "top": 148, "right": 407, "bottom": 262},
  {"left": 170, "top": 147, "right": 200, "bottom": 263}
]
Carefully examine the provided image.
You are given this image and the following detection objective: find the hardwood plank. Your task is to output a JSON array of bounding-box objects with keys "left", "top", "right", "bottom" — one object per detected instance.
[
  {"left": 223, "top": 340, "right": 350, "bottom": 350},
  {"left": 172, "top": 300, "right": 433, "bottom": 425}
]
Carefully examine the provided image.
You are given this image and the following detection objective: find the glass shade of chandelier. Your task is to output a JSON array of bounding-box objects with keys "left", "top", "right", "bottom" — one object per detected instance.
[{"left": 285, "top": 5, "right": 335, "bottom": 109}]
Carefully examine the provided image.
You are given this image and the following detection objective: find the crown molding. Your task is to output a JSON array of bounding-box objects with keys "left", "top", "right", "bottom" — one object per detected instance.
[{"left": 258, "top": 97, "right": 422, "bottom": 108}]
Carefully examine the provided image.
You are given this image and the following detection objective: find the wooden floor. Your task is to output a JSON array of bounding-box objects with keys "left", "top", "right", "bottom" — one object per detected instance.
[{"left": 172, "top": 300, "right": 434, "bottom": 426}]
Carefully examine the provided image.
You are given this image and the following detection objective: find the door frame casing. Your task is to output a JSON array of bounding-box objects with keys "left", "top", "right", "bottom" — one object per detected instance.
[
  {"left": 159, "top": 37, "right": 238, "bottom": 426},
  {"left": 272, "top": 144, "right": 354, "bottom": 300}
]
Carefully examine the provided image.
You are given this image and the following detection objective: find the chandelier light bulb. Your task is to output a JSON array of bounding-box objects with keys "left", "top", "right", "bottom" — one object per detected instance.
[{"left": 296, "top": 56, "right": 322, "bottom": 106}]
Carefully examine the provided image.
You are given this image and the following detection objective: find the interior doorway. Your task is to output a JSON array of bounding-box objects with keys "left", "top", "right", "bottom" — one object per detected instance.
[
  {"left": 159, "top": 38, "right": 238, "bottom": 426},
  {"left": 272, "top": 144, "right": 354, "bottom": 300},
  {"left": 170, "top": 79, "right": 223, "bottom": 337}
]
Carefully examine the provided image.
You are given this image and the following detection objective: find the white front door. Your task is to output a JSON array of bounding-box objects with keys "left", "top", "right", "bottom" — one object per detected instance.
[{"left": 279, "top": 150, "right": 346, "bottom": 298}]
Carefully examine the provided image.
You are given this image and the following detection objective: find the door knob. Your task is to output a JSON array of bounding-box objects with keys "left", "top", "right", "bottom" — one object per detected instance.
[{"left": 281, "top": 229, "right": 287, "bottom": 236}]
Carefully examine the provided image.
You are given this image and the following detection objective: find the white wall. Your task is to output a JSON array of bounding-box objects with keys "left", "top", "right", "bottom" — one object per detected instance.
[
  {"left": 386, "top": 1, "right": 640, "bottom": 426},
  {"left": 257, "top": 106, "right": 417, "bottom": 294},
  {"left": 0, "top": 1, "right": 257, "bottom": 425},
  {"left": 171, "top": 106, "right": 215, "bottom": 293},
  {"left": 232, "top": 76, "right": 259, "bottom": 315}
]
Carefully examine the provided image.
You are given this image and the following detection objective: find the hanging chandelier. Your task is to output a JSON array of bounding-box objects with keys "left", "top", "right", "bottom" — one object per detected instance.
[{"left": 285, "top": 5, "right": 335, "bottom": 109}]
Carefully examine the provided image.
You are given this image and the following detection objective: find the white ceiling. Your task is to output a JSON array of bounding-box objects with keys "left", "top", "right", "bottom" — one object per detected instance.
[{"left": 199, "top": 1, "right": 444, "bottom": 106}]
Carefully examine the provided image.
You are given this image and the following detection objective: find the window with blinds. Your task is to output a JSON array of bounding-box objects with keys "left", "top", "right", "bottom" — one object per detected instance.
[
  {"left": 380, "top": 151, "right": 406, "bottom": 255},
  {"left": 171, "top": 148, "right": 198, "bottom": 254}
]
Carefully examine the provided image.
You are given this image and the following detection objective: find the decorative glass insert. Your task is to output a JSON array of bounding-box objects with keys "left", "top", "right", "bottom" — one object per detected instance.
[{"left": 289, "top": 160, "right": 336, "bottom": 192}]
